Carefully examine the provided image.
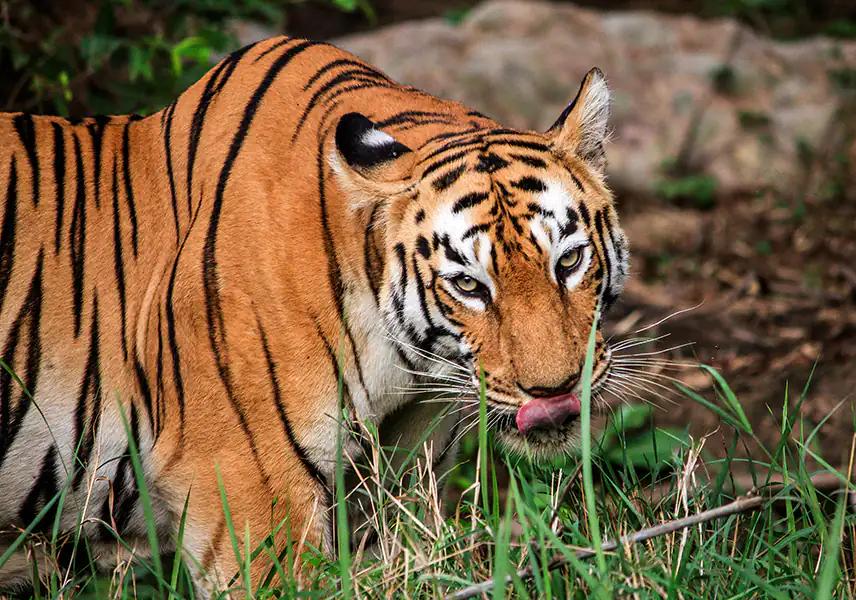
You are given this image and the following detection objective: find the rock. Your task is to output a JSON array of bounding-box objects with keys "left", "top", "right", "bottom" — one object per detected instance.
[
  {"left": 621, "top": 208, "right": 705, "bottom": 256},
  {"left": 332, "top": 0, "right": 856, "bottom": 198}
]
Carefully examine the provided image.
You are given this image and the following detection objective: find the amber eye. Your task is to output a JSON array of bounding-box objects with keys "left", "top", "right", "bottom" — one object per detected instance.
[
  {"left": 557, "top": 247, "right": 584, "bottom": 276},
  {"left": 452, "top": 274, "right": 485, "bottom": 297}
]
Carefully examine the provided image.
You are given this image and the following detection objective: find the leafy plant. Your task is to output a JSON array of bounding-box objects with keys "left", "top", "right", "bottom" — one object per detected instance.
[
  {"left": 655, "top": 173, "right": 719, "bottom": 210},
  {"left": 0, "top": 0, "right": 370, "bottom": 117}
]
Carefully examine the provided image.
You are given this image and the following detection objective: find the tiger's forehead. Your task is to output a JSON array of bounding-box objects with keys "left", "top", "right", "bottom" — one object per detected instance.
[{"left": 414, "top": 138, "right": 608, "bottom": 258}]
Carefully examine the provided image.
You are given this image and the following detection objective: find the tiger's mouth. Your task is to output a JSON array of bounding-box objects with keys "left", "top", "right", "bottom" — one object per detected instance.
[{"left": 481, "top": 358, "right": 613, "bottom": 460}]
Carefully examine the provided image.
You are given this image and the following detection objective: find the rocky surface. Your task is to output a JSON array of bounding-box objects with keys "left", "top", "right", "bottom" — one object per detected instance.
[{"left": 335, "top": 0, "right": 856, "bottom": 198}]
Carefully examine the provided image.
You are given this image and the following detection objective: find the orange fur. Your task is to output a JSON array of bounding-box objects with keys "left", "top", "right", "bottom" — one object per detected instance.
[{"left": 0, "top": 38, "right": 627, "bottom": 593}]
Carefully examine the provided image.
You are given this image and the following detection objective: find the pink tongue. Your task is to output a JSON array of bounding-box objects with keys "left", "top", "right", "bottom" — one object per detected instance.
[{"left": 516, "top": 393, "right": 581, "bottom": 435}]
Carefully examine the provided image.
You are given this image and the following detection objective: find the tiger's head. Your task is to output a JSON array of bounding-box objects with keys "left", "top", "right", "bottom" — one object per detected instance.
[{"left": 332, "top": 69, "right": 627, "bottom": 459}]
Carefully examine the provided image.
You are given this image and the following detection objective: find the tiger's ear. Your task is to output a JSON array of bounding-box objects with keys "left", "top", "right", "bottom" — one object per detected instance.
[
  {"left": 333, "top": 112, "right": 416, "bottom": 191},
  {"left": 547, "top": 68, "right": 611, "bottom": 170}
]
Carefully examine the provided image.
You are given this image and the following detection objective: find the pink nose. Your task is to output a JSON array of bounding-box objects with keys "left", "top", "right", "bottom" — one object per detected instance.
[{"left": 515, "top": 393, "right": 581, "bottom": 435}]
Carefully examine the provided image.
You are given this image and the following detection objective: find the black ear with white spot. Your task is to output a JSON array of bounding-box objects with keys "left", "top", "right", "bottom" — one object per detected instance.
[
  {"left": 335, "top": 113, "right": 413, "bottom": 179},
  {"left": 547, "top": 68, "right": 611, "bottom": 170}
]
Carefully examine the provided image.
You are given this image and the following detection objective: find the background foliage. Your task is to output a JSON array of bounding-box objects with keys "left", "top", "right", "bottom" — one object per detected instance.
[
  {"left": 0, "top": 0, "right": 369, "bottom": 117},
  {"left": 1, "top": 0, "right": 854, "bottom": 117}
]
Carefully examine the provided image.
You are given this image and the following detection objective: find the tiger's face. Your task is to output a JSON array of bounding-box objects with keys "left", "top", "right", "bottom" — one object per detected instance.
[{"left": 334, "top": 69, "right": 627, "bottom": 459}]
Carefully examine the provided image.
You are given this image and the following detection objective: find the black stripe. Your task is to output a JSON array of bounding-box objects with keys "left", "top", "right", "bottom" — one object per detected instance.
[
  {"left": 13, "top": 114, "right": 40, "bottom": 207},
  {"left": 165, "top": 240, "right": 189, "bottom": 431},
  {"left": 412, "top": 255, "right": 437, "bottom": 334},
  {"left": 474, "top": 152, "right": 509, "bottom": 173},
  {"left": 462, "top": 222, "right": 491, "bottom": 240},
  {"left": 511, "top": 176, "right": 546, "bottom": 193},
  {"left": 154, "top": 311, "right": 165, "bottom": 437},
  {"left": 292, "top": 68, "right": 391, "bottom": 142},
  {"left": 70, "top": 133, "right": 86, "bottom": 337},
  {"left": 415, "top": 235, "right": 431, "bottom": 259},
  {"left": 560, "top": 208, "right": 579, "bottom": 237},
  {"left": 133, "top": 356, "right": 154, "bottom": 438},
  {"left": 313, "top": 81, "right": 392, "bottom": 138},
  {"left": 440, "top": 235, "right": 469, "bottom": 266},
  {"left": 414, "top": 209, "right": 426, "bottom": 224},
  {"left": 578, "top": 201, "right": 591, "bottom": 227},
  {"left": 85, "top": 115, "right": 110, "bottom": 208},
  {"left": 363, "top": 202, "right": 383, "bottom": 304},
  {"left": 374, "top": 110, "right": 450, "bottom": 129},
  {"left": 431, "top": 163, "right": 467, "bottom": 192},
  {"left": 114, "top": 404, "right": 141, "bottom": 534},
  {"left": 302, "top": 57, "right": 386, "bottom": 91},
  {"left": 162, "top": 101, "right": 181, "bottom": 244},
  {"left": 0, "top": 157, "right": 18, "bottom": 316},
  {"left": 421, "top": 128, "right": 481, "bottom": 148},
  {"left": 571, "top": 173, "right": 585, "bottom": 192},
  {"left": 72, "top": 294, "right": 101, "bottom": 488},
  {"left": 422, "top": 150, "right": 472, "bottom": 179},
  {"left": 420, "top": 139, "right": 482, "bottom": 167},
  {"left": 0, "top": 249, "right": 43, "bottom": 470},
  {"left": 19, "top": 446, "right": 58, "bottom": 528},
  {"left": 110, "top": 159, "right": 128, "bottom": 361},
  {"left": 394, "top": 242, "right": 408, "bottom": 290},
  {"left": 253, "top": 37, "right": 293, "bottom": 63},
  {"left": 186, "top": 45, "right": 255, "bottom": 224},
  {"left": 257, "top": 314, "right": 331, "bottom": 495},
  {"left": 594, "top": 209, "right": 616, "bottom": 307},
  {"left": 509, "top": 153, "right": 547, "bottom": 169},
  {"left": 204, "top": 40, "right": 319, "bottom": 483},
  {"left": 486, "top": 137, "right": 551, "bottom": 153},
  {"left": 452, "top": 191, "right": 489, "bottom": 213},
  {"left": 120, "top": 122, "right": 139, "bottom": 257},
  {"left": 313, "top": 319, "right": 353, "bottom": 419},
  {"left": 51, "top": 123, "right": 66, "bottom": 254}
]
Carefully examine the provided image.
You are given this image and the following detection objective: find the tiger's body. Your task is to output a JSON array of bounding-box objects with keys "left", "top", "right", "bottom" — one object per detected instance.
[{"left": 0, "top": 37, "right": 627, "bottom": 593}]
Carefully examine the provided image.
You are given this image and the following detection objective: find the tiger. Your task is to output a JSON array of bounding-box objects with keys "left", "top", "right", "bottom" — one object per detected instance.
[{"left": 0, "top": 36, "right": 628, "bottom": 594}]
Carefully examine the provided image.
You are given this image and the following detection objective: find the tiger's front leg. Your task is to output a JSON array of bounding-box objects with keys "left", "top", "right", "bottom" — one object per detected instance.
[{"left": 154, "top": 435, "right": 332, "bottom": 596}]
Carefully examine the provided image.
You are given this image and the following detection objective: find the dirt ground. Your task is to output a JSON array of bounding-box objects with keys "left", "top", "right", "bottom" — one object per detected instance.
[{"left": 609, "top": 184, "right": 856, "bottom": 468}]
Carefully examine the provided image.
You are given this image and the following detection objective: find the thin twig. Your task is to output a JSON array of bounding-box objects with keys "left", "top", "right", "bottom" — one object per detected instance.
[{"left": 445, "top": 493, "right": 765, "bottom": 600}]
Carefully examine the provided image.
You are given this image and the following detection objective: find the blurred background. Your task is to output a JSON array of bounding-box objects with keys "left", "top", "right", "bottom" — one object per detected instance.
[{"left": 2, "top": 0, "right": 854, "bottom": 469}]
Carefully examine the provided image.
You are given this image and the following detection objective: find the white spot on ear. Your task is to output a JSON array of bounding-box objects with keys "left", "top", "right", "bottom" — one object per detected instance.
[{"left": 360, "top": 128, "right": 396, "bottom": 148}]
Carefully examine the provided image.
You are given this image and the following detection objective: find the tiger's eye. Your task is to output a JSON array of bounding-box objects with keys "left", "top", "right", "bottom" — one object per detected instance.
[
  {"left": 558, "top": 248, "right": 582, "bottom": 269},
  {"left": 454, "top": 275, "right": 479, "bottom": 293}
]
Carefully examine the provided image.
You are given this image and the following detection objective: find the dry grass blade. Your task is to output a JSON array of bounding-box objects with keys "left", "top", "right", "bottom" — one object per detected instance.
[{"left": 445, "top": 493, "right": 766, "bottom": 600}]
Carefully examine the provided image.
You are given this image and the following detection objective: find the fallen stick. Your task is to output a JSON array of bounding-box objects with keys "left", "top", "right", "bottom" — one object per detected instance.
[{"left": 446, "top": 493, "right": 765, "bottom": 600}]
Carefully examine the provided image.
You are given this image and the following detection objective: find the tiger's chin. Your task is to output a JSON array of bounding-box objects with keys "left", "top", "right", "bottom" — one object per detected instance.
[{"left": 493, "top": 418, "right": 584, "bottom": 463}]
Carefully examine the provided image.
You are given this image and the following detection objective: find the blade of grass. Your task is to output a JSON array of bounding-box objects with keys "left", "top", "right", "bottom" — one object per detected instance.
[
  {"left": 168, "top": 491, "right": 191, "bottom": 600},
  {"left": 816, "top": 489, "right": 847, "bottom": 600},
  {"left": 335, "top": 337, "right": 353, "bottom": 600},
  {"left": 118, "top": 401, "right": 164, "bottom": 596},
  {"left": 700, "top": 365, "right": 753, "bottom": 434},
  {"left": 478, "top": 364, "right": 489, "bottom": 519},
  {"left": 215, "top": 465, "right": 249, "bottom": 598},
  {"left": 580, "top": 308, "right": 609, "bottom": 596}
]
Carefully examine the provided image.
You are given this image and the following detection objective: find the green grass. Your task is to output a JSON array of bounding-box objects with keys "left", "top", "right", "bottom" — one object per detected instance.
[{"left": 3, "top": 354, "right": 855, "bottom": 598}]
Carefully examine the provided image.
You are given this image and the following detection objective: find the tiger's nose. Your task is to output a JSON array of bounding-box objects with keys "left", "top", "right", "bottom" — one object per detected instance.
[{"left": 518, "top": 371, "right": 579, "bottom": 398}]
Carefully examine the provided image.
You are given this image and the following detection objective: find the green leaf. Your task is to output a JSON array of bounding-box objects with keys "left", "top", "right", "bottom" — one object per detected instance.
[
  {"left": 605, "top": 427, "right": 688, "bottom": 468},
  {"left": 170, "top": 36, "right": 213, "bottom": 76},
  {"left": 332, "top": 0, "right": 359, "bottom": 11}
]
